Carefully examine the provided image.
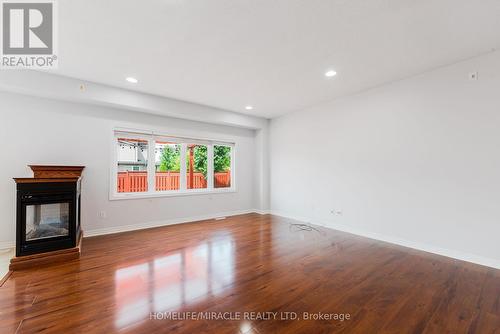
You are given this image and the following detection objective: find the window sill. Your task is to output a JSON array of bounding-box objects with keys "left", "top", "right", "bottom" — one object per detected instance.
[{"left": 109, "top": 188, "right": 236, "bottom": 201}]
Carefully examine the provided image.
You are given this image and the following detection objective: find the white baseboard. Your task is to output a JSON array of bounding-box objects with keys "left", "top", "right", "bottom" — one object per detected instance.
[
  {"left": 253, "top": 209, "right": 270, "bottom": 215},
  {"left": 0, "top": 241, "right": 15, "bottom": 251},
  {"left": 270, "top": 210, "right": 500, "bottom": 270},
  {"left": 84, "top": 209, "right": 256, "bottom": 238}
]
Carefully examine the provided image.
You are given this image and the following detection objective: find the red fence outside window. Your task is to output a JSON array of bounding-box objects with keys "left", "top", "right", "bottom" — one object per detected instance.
[{"left": 117, "top": 171, "right": 230, "bottom": 193}]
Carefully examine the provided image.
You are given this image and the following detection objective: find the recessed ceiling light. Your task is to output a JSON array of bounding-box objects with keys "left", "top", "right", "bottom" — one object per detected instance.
[
  {"left": 126, "top": 77, "right": 138, "bottom": 83},
  {"left": 325, "top": 70, "right": 337, "bottom": 78},
  {"left": 245, "top": 105, "right": 253, "bottom": 110}
]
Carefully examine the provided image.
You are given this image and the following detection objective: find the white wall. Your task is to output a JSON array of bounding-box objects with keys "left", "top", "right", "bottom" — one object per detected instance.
[
  {"left": 0, "top": 92, "right": 259, "bottom": 247},
  {"left": 254, "top": 125, "right": 271, "bottom": 212},
  {"left": 270, "top": 51, "right": 500, "bottom": 268}
]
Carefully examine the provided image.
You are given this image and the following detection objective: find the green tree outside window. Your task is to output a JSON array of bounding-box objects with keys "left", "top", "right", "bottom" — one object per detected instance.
[
  {"left": 159, "top": 144, "right": 180, "bottom": 171},
  {"left": 159, "top": 144, "right": 231, "bottom": 178}
]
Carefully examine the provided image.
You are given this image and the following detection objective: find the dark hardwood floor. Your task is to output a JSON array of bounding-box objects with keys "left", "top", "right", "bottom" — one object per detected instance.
[{"left": 1, "top": 213, "right": 499, "bottom": 333}]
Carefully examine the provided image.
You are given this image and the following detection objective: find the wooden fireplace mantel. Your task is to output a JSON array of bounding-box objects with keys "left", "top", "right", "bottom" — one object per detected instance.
[
  {"left": 14, "top": 165, "right": 85, "bottom": 184},
  {"left": 28, "top": 165, "right": 85, "bottom": 179},
  {"left": 10, "top": 165, "right": 86, "bottom": 271}
]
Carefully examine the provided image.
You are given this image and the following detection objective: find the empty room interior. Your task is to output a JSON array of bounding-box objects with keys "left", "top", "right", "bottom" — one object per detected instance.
[{"left": 1, "top": 1, "right": 500, "bottom": 333}]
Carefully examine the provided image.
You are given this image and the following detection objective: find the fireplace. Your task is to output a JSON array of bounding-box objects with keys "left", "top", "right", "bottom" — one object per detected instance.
[
  {"left": 14, "top": 166, "right": 84, "bottom": 257},
  {"left": 26, "top": 199, "right": 70, "bottom": 241}
]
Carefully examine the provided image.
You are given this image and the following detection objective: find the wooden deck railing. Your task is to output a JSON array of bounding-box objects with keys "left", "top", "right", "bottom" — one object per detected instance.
[
  {"left": 117, "top": 171, "right": 230, "bottom": 192},
  {"left": 155, "top": 172, "right": 180, "bottom": 191},
  {"left": 214, "top": 170, "right": 231, "bottom": 188},
  {"left": 117, "top": 171, "right": 149, "bottom": 192}
]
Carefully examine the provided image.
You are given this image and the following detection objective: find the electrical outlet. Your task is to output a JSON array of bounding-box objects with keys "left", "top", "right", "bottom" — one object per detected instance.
[
  {"left": 331, "top": 208, "right": 342, "bottom": 215},
  {"left": 98, "top": 211, "right": 107, "bottom": 219},
  {"left": 469, "top": 72, "right": 478, "bottom": 81}
]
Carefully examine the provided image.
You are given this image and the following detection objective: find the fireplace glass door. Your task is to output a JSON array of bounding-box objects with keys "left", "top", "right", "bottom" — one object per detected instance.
[{"left": 25, "top": 202, "right": 70, "bottom": 241}]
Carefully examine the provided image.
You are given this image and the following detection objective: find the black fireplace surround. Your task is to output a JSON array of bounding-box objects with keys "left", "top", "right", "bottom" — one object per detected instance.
[{"left": 16, "top": 180, "right": 81, "bottom": 257}]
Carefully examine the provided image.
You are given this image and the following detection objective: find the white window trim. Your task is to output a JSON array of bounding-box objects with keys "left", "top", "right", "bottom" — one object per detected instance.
[{"left": 110, "top": 128, "right": 236, "bottom": 200}]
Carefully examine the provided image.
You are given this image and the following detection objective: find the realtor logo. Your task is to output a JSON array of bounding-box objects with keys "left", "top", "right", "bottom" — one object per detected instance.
[{"left": 1, "top": 0, "right": 57, "bottom": 68}]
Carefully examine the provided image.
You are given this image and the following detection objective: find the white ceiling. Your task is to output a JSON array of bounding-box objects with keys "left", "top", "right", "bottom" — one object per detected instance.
[{"left": 55, "top": 0, "right": 500, "bottom": 118}]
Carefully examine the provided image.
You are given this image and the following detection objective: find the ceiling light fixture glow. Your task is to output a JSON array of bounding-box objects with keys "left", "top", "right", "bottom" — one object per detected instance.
[
  {"left": 126, "top": 77, "right": 138, "bottom": 83},
  {"left": 245, "top": 105, "right": 253, "bottom": 110},
  {"left": 325, "top": 70, "right": 337, "bottom": 78}
]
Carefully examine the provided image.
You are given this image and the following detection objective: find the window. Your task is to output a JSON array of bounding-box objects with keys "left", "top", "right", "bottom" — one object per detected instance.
[
  {"left": 112, "top": 130, "right": 235, "bottom": 198},
  {"left": 213, "top": 145, "right": 232, "bottom": 188},
  {"left": 116, "top": 137, "right": 148, "bottom": 193},
  {"left": 155, "top": 141, "right": 181, "bottom": 191},
  {"left": 186, "top": 144, "right": 207, "bottom": 189}
]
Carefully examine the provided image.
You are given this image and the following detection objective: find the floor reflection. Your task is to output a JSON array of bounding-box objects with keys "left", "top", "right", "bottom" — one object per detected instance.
[{"left": 114, "top": 233, "right": 234, "bottom": 328}]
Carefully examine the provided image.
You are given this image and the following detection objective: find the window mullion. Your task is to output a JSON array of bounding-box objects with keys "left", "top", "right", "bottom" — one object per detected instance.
[
  {"left": 112, "top": 134, "right": 119, "bottom": 197},
  {"left": 180, "top": 143, "right": 187, "bottom": 191},
  {"left": 231, "top": 145, "right": 235, "bottom": 190},
  {"left": 147, "top": 137, "right": 155, "bottom": 193},
  {"left": 207, "top": 144, "right": 214, "bottom": 190}
]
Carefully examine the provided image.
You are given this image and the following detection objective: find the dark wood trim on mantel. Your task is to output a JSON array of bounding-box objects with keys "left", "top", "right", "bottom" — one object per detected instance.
[{"left": 13, "top": 177, "right": 80, "bottom": 183}]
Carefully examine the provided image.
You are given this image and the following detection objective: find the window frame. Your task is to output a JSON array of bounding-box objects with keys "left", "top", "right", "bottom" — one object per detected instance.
[
  {"left": 110, "top": 128, "right": 236, "bottom": 200},
  {"left": 212, "top": 143, "right": 235, "bottom": 190}
]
